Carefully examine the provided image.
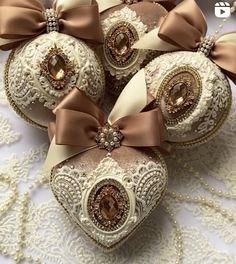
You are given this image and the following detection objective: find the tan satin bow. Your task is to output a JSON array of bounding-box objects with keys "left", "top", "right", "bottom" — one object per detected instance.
[
  {"left": 0, "top": 0, "right": 103, "bottom": 51},
  {"left": 49, "top": 88, "right": 168, "bottom": 150},
  {"left": 133, "top": 0, "right": 236, "bottom": 84}
]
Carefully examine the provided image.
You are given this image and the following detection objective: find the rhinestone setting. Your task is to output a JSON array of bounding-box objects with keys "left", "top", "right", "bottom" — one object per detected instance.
[
  {"left": 95, "top": 123, "right": 124, "bottom": 152},
  {"left": 40, "top": 46, "right": 75, "bottom": 90},
  {"left": 104, "top": 22, "right": 139, "bottom": 67},
  {"left": 165, "top": 77, "right": 195, "bottom": 114},
  {"left": 87, "top": 179, "right": 130, "bottom": 232},
  {"left": 155, "top": 67, "right": 202, "bottom": 125}
]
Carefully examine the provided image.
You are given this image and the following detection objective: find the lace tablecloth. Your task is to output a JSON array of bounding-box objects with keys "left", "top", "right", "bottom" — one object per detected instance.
[{"left": 0, "top": 1, "right": 236, "bottom": 263}]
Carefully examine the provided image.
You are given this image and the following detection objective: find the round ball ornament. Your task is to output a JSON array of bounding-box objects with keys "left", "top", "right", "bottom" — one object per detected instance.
[
  {"left": 96, "top": 0, "right": 175, "bottom": 96},
  {"left": 128, "top": 0, "right": 235, "bottom": 147},
  {"left": 145, "top": 51, "right": 232, "bottom": 147},
  {"left": 0, "top": 0, "right": 105, "bottom": 129}
]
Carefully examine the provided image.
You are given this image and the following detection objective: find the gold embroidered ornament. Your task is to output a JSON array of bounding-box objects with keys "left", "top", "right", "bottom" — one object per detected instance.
[
  {"left": 96, "top": 0, "right": 176, "bottom": 96},
  {"left": 125, "top": 0, "right": 235, "bottom": 147},
  {"left": 45, "top": 88, "right": 169, "bottom": 250},
  {"left": 0, "top": 0, "right": 105, "bottom": 130}
]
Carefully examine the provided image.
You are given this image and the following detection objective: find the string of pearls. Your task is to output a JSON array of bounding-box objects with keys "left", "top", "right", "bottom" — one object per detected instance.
[
  {"left": 0, "top": 174, "right": 47, "bottom": 264},
  {"left": 0, "top": 174, "right": 18, "bottom": 215},
  {"left": 172, "top": 154, "right": 236, "bottom": 200},
  {"left": 166, "top": 192, "right": 236, "bottom": 223},
  {"left": 163, "top": 206, "right": 183, "bottom": 264}
]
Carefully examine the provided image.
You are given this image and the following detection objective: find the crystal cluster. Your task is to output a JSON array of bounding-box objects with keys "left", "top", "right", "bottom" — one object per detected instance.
[{"left": 95, "top": 123, "right": 124, "bottom": 152}]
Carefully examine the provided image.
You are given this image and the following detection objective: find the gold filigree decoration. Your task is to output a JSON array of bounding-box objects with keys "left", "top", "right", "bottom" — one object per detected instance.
[
  {"left": 87, "top": 179, "right": 130, "bottom": 232},
  {"left": 104, "top": 22, "right": 139, "bottom": 68},
  {"left": 40, "top": 46, "right": 75, "bottom": 90},
  {"left": 95, "top": 123, "right": 124, "bottom": 152},
  {"left": 156, "top": 67, "right": 202, "bottom": 125}
]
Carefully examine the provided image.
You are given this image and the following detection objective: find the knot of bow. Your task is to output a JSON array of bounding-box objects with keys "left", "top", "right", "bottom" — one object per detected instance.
[{"left": 49, "top": 88, "right": 169, "bottom": 152}]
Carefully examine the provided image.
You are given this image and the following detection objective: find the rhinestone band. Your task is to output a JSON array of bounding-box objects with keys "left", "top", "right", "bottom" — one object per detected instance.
[
  {"left": 45, "top": 9, "right": 59, "bottom": 33},
  {"left": 197, "top": 36, "right": 215, "bottom": 57}
]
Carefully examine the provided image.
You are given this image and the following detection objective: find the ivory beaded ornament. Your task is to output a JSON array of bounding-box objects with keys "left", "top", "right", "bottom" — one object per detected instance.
[
  {"left": 45, "top": 87, "right": 169, "bottom": 250},
  {"left": 96, "top": 0, "right": 176, "bottom": 96},
  {"left": 125, "top": 0, "right": 236, "bottom": 147},
  {"left": 0, "top": 0, "right": 105, "bottom": 129}
]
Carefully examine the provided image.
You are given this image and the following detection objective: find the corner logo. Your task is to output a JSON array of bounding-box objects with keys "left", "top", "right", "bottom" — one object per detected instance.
[{"left": 215, "top": 2, "right": 231, "bottom": 18}]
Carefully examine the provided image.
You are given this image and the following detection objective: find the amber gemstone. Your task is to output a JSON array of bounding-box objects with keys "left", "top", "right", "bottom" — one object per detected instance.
[
  {"left": 48, "top": 55, "right": 66, "bottom": 81},
  {"left": 100, "top": 195, "right": 119, "bottom": 220},
  {"left": 114, "top": 33, "right": 130, "bottom": 55},
  {"left": 168, "top": 82, "right": 188, "bottom": 107}
]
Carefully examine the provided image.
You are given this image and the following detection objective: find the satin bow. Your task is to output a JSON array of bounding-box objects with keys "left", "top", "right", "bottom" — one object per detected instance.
[
  {"left": 45, "top": 87, "right": 170, "bottom": 170},
  {"left": 133, "top": 0, "right": 236, "bottom": 84},
  {"left": 0, "top": 0, "right": 104, "bottom": 51}
]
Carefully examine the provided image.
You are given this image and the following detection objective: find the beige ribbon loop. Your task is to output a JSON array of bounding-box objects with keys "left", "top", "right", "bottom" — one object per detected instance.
[
  {"left": 108, "top": 69, "right": 147, "bottom": 124},
  {"left": 132, "top": 27, "right": 179, "bottom": 51}
]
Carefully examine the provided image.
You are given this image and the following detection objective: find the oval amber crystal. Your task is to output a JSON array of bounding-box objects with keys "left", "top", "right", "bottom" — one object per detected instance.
[
  {"left": 100, "top": 195, "right": 119, "bottom": 220},
  {"left": 114, "top": 33, "right": 130, "bottom": 56},
  {"left": 168, "top": 82, "right": 188, "bottom": 107},
  {"left": 48, "top": 55, "right": 66, "bottom": 81}
]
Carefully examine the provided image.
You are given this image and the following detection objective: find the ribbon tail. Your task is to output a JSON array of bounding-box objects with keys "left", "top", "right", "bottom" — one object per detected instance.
[
  {"left": 108, "top": 69, "right": 148, "bottom": 124},
  {"left": 44, "top": 137, "right": 96, "bottom": 172},
  {"left": 96, "top": 0, "right": 122, "bottom": 13},
  {"left": 132, "top": 27, "right": 180, "bottom": 51}
]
